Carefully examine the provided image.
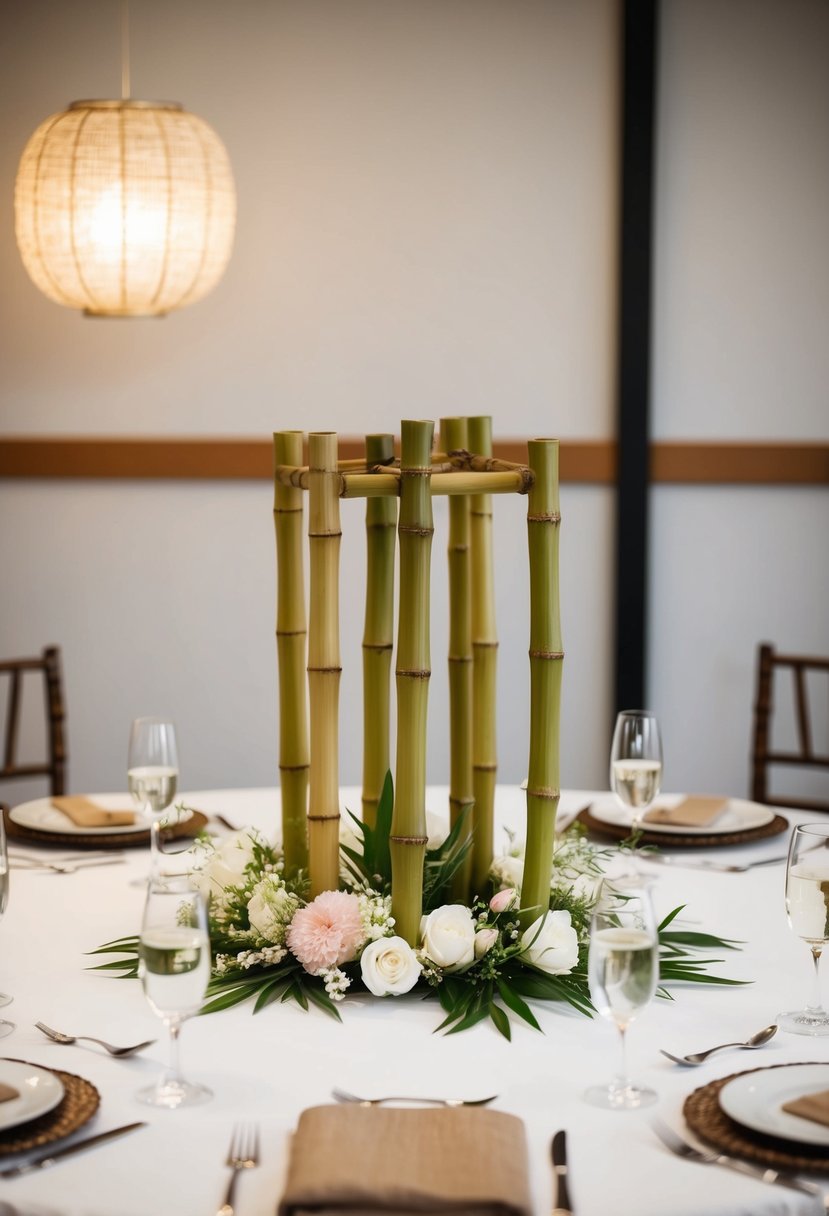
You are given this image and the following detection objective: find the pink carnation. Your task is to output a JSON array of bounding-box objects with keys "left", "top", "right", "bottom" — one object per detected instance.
[{"left": 287, "top": 890, "right": 364, "bottom": 975}]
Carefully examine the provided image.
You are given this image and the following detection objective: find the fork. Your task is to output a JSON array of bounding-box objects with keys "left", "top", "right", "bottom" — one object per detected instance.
[
  {"left": 642, "top": 854, "right": 787, "bottom": 873},
  {"left": 332, "top": 1087, "right": 498, "bottom": 1107},
  {"left": 11, "top": 857, "right": 125, "bottom": 874},
  {"left": 651, "top": 1116, "right": 827, "bottom": 1205},
  {"left": 217, "top": 1123, "right": 260, "bottom": 1216},
  {"left": 35, "top": 1020, "right": 156, "bottom": 1057}
]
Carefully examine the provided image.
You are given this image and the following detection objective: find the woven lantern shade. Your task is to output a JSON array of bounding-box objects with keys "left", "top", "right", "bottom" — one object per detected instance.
[{"left": 14, "top": 100, "right": 236, "bottom": 317}]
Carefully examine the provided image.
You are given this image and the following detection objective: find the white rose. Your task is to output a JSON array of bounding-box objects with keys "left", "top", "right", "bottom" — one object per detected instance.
[
  {"left": 474, "top": 927, "right": 499, "bottom": 958},
  {"left": 519, "top": 910, "right": 579, "bottom": 975},
  {"left": 421, "top": 904, "right": 476, "bottom": 971},
  {"left": 247, "top": 875, "right": 295, "bottom": 944},
  {"left": 193, "top": 829, "right": 260, "bottom": 899},
  {"left": 491, "top": 853, "right": 524, "bottom": 891},
  {"left": 360, "top": 936, "right": 421, "bottom": 996}
]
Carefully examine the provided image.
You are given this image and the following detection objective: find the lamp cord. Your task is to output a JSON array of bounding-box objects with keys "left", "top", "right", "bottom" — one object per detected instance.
[{"left": 121, "top": 0, "right": 131, "bottom": 100}]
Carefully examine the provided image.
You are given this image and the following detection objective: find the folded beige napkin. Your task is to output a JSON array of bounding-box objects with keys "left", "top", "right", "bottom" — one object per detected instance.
[
  {"left": 278, "top": 1105, "right": 531, "bottom": 1216},
  {"left": 51, "top": 796, "right": 136, "bottom": 828},
  {"left": 0, "top": 1083, "right": 19, "bottom": 1103},
  {"left": 782, "top": 1088, "right": 829, "bottom": 1128},
  {"left": 644, "top": 796, "right": 728, "bottom": 828}
]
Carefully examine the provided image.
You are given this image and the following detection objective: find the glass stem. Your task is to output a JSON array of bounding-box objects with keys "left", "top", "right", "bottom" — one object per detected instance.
[
  {"left": 162, "top": 1019, "right": 182, "bottom": 1089},
  {"left": 806, "top": 945, "right": 824, "bottom": 1013},
  {"left": 614, "top": 1024, "right": 631, "bottom": 1094}
]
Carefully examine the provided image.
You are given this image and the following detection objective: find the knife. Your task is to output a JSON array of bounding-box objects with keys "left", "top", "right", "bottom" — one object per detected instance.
[
  {"left": 550, "top": 1129, "right": 573, "bottom": 1215},
  {"left": 0, "top": 1122, "right": 146, "bottom": 1178}
]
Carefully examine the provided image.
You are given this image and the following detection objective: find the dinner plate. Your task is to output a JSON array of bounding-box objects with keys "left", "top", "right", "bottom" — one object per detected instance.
[
  {"left": 588, "top": 794, "right": 774, "bottom": 836},
  {"left": 0, "top": 1060, "right": 65, "bottom": 1131},
  {"left": 718, "top": 1064, "right": 829, "bottom": 1148},
  {"left": 10, "top": 795, "right": 192, "bottom": 838}
]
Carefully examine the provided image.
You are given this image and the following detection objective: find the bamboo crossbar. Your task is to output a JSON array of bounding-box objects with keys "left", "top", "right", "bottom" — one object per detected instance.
[{"left": 275, "top": 463, "right": 535, "bottom": 500}]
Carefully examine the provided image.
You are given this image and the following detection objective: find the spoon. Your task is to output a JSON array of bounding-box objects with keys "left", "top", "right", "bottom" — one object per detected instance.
[
  {"left": 35, "top": 1021, "right": 156, "bottom": 1057},
  {"left": 332, "top": 1087, "right": 498, "bottom": 1107},
  {"left": 660, "top": 1024, "right": 778, "bottom": 1067}
]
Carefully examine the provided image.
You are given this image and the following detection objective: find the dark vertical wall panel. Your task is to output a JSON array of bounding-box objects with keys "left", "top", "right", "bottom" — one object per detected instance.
[{"left": 614, "top": 0, "right": 658, "bottom": 711}]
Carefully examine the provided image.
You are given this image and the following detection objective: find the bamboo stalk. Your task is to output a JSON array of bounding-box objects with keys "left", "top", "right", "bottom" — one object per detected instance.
[
  {"left": 520, "top": 438, "right": 563, "bottom": 925},
  {"left": 307, "top": 432, "right": 342, "bottom": 896},
  {"left": 342, "top": 469, "right": 529, "bottom": 499},
  {"left": 274, "top": 431, "right": 309, "bottom": 876},
  {"left": 468, "top": 415, "right": 498, "bottom": 896},
  {"left": 441, "top": 417, "right": 474, "bottom": 902},
  {"left": 362, "top": 433, "right": 397, "bottom": 827},
  {"left": 391, "top": 419, "right": 434, "bottom": 944}
]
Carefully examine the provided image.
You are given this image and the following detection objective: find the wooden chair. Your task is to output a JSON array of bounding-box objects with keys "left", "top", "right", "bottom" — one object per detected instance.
[
  {"left": 751, "top": 642, "right": 829, "bottom": 812},
  {"left": 0, "top": 646, "right": 66, "bottom": 796}
]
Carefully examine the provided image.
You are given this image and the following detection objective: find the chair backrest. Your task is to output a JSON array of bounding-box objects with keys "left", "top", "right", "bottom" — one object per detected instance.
[
  {"left": 751, "top": 642, "right": 829, "bottom": 812},
  {"left": 0, "top": 646, "right": 66, "bottom": 796}
]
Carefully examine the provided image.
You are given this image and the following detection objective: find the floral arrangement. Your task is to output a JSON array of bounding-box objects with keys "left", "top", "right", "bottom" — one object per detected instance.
[{"left": 94, "top": 781, "right": 744, "bottom": 1039}]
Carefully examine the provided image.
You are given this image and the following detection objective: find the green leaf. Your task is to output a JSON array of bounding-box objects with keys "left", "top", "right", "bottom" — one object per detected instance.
[
  {"left": 489, "top": 1001, "right": 511, "bottom": 1041},
  {"left": 253, "top": 977, "right": 292, "bottom": 1012},
  {"left": 661, "top": 930, "right": 742, "bottom": 951},
  {"left": 496, "top": 978, "right": 541, "bottom": 1032},
  {"left": 373, "top": 770, "right": 393, "bottom": 882},
  {"left": 200, "top": 984, "right": 264, "bottom": 1014},
  {"left": 304, "top": 983, "right": 343, "bottom": 1022},
  {"left": 658, "top": 905, "right": 685, "bottom": 933}
]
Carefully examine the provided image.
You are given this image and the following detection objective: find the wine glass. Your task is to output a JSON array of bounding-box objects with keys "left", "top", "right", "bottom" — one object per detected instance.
[
  {"left": 0, "top": 815, "right": 14, "bottom": 1037},
  {"left": 128, "top": 718, "right": 179, "bottom": 877},
  {"left": 585, "top": 881, "right": 659, "bottom": 1110},
  {"left": 778, "top": 822, "right": 829, "bottom": 1036},
  {"left": 610, "top": 710, "right": 663, "bottom": 835},
  {"left": 136, "top": 876, "right": 212, "bottom": 1108}
]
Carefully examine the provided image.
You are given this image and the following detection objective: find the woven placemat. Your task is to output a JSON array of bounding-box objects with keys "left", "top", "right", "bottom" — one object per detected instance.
[
  {"left": 576, "top": 808, "right": 788, "bottom": 849},
  {"left": 0, "top": 1061, "right": 99, "bottom": 1155},
  {"left": 683, "top": 1063, "right": 829, "bottom": 1174},
  {"left": 3, "top": 807, "right": 208, "bottom": 850}
]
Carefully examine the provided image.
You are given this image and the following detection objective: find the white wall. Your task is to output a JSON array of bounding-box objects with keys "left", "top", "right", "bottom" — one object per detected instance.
[
  {"left": 650, "top": 0, "right": 829, "bottom": 796},
  {"left": 0, "top": 1, "right": 617, "bottom": 804},
  {"left": 1, "top": 0, "right": 826, "bottom": 813}
]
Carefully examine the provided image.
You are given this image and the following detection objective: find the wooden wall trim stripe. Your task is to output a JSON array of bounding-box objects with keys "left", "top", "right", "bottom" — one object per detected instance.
[{"left": 0, "top": 437, "right": 827, "bottom": 485}]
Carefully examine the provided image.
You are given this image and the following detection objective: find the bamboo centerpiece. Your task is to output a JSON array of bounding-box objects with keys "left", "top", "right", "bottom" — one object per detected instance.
[
  {"left": 467, "top": 415, "right": 498, "bottom": 895},
  {"left": 440, "top": 416, "right": 474, "bottom": 902},
  {"left": 307, "top": 432, "right": 342, "bottom": 896},
  {"left": 273, "top": 430, "right": 309, "bottom": 876},
  {"left": 361, "top": 433, "right": 396, "bottom": 827},
  {"left": 390, "top": 420, "right": 434, "bottom": 944},
  {"left": 520, "top": 438, "right": 563, "bottom": 923}
]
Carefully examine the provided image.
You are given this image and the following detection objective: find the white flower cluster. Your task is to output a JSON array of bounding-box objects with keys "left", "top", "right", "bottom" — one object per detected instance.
[
  {"left": 320, "top": 966, "right": 352, "bottom": 1002},
  {"left": 191, "top": 829, "right": 265, "bottom": 918},
  {"left": 490, "top": 826, "right": 604, "bottom": 910},
  {"left": 247, "top": 874, "right": 300, "bottom": 947},
  {"left": 357, "top": 890, "right": 394, "bottom": 942}
]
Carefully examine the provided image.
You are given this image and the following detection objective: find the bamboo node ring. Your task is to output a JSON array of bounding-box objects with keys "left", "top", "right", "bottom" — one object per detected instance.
[
  {"left": 525, "top": 786, "right": 560, "bottom": 801},
  {"left": 528, "top": 649, "right": 564, "bottom": 660},
  {"left": 308, "top": 665, "right": 343, "bottom": 674},
  {"left": 527, "top": 512, "right": 561, "bottom": 524},
  {"left": 390, "top": 834, "right": 429, "bottom": 846},
  {"left": 398, "top": 525, "right": 434, "bottom": 536},
  {"left": 308, "top": 530, "right": 343, "bottom": 538},
  {"left": 397, "top": 668, "right": 431, "bottom": 679}
]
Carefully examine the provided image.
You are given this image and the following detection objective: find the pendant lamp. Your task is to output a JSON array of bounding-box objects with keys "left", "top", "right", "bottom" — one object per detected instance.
[{"left": 13, "top": 9, "right": 236, "bottom": 317}]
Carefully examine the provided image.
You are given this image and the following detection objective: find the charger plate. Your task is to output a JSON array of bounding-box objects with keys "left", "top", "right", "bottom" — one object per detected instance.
[
  {"left": 576, "top": 807, "right": 788, "bottom": 849},
  {"left": 0, "top": 1061, "right": 99, "bottom": 1155},
  {"left": 3, "top": 806, "right": 207, "bottom": 850},
  {"left": 683, "top": 1064, "right": 829, "bottom": 1174}
]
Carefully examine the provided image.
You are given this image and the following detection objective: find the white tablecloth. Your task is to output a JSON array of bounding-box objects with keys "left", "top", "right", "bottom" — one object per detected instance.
[{"left": 3, "top": 787, "right": 828, "bottom": 1216}]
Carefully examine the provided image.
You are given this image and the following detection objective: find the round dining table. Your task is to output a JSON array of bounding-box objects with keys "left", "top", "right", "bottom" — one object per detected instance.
[{"left": 2, "top": 785, "right": 828, "bottom": 1216}]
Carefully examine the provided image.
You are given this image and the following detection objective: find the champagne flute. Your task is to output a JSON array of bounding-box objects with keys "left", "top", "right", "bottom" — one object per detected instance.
[
  {"left": 778, "top": 822, "right": 829, "bottom": 1036},
  {"left": 585, "top": 881, "right": 659, "bottom": 1109},
  {"left": 0, "top": 815, "right": 14, "bottom": 1036},
  {"left": 128, "top": 717, "right": 179, "bottom": 877},
  {"left": 137, "top": 876, "right": 212, "bottom": 1108},
  {"left": 610, "top": 710, "right": 663, "bottom": 835}
]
